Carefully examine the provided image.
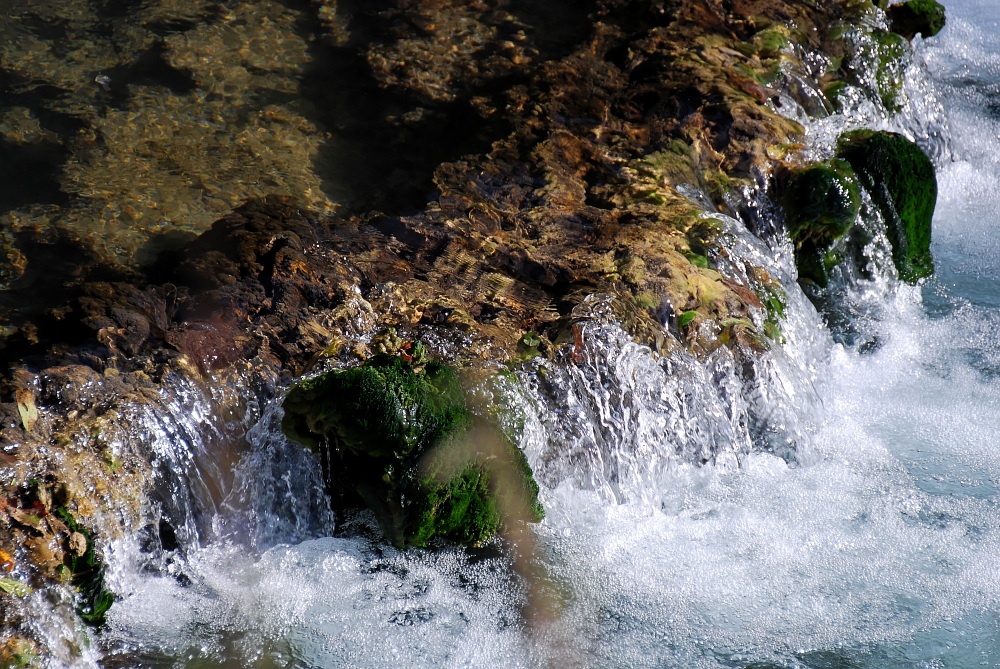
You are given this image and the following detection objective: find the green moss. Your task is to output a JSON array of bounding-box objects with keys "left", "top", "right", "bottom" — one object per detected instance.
[
  {"left": 684, "top": 252, "right": 710, "bottom": 269},
  {"left": 823, "top": 79, "right": 850, "bottom": 108},
  {"left": 841, "top": 0, "right": 886, "bottom": 20},
  {"left": 282, "top": 354, "right": 470, "bottom": 456},
  {"left": 704, "top": 169, "right": 741, "bottom": 202},
  {"left": 281, "top": 353, "right": 543, "bottom": 548},
  {"left": 837, "top": 130, "right": 936, "bottom": 283},
  {"left": 413, "top": 431, "right": 543, "bottom": 547},
  {"left": 784, "top": 159, "right": 861, "bottom": 245},
  {"left": 760, "top": 286, "right": 787, "bottom": 344},
  {"left": 687, "top": 216, "right": 723, "bottom": 254},
  {"left": 753, "top": 26, "right": 790, "bottom": 58},
  {"left": 783, "top": 159, "right": 861, "bottom": 286},
  {"left": 888, "top": 0, "right": 946, "bottom": 40},
  {"left": 874, "top": 30, "right": 908, "bottom": 111},
  {"left": 53, "top": 508, "right": 114, "bottom": 626},
  {"left": 830, "top": 22, "right": 909, "bottom": 112}
]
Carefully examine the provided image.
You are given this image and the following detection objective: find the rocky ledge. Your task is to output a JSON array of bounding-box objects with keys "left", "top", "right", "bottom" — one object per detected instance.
[{"left": 0, "top": 0, "right": 943, "bottom": 663}]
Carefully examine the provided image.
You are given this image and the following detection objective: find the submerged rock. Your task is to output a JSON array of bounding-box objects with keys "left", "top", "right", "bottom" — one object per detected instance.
[
  {"left": 889, "top": 0, "right": 947, "bottom": 40},
  {"left": 837, "top": 130, "right": 937, "bottom": 283},
  {"left": 282, "top": 353, "right": 543, "bottom": 547}
]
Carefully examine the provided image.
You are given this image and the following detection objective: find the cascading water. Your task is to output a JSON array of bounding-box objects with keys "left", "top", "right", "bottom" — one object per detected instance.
[{"left": 84, "top": 2, "right": 1000, "bottom": 667}]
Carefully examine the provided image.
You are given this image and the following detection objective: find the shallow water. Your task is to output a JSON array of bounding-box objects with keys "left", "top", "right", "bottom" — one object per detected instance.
[{"left": 18, "top": 1, "right": 1000, "bottom": 667}]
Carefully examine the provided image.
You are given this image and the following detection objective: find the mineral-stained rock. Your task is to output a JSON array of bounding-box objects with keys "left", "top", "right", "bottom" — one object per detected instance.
[
  {"left": 837, "top": 130, "right": 936, "bottom": 283},
  {"left": 282, "top": 353, "right": 543, "bottom": 547},
  {"left": 888, "top": 0, "right": 947, "bottom": 40}
]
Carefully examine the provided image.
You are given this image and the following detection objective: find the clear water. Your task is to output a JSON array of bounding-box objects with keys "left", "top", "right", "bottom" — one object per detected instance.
[{"left": 94, "top": 3, "right": 1000, "bottom": 668}]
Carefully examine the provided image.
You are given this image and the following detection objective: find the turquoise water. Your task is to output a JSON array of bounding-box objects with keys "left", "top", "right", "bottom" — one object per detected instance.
[{"left": 88, "top": 3, "right": 1000, "bottom": 668}]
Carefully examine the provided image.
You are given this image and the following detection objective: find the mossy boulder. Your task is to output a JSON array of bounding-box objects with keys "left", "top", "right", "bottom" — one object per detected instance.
[
  {"left": 281, "top": 354, "right": 543, "bottom": 547},
  {"left": 784, "top": 159, "right": 861, "bottom": 286},
  {"left": 888, "top": 0, "right": 946, "bottom": 40},
  {"left": 870, "top": 29, "right": 909, "bottom": 111},
  {"left": 837, "top": 129, "right": 936, "bottom": 283}
]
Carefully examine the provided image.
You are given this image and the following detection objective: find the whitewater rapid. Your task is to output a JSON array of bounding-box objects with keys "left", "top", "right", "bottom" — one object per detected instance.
[{"left": 96, "top": 3, "right": 1000, "bottom": 668}]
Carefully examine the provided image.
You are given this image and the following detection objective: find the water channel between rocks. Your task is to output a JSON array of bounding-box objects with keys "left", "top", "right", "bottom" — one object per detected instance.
[{"left": 7, "top": 0, "right": 1000, "bottom": 667}]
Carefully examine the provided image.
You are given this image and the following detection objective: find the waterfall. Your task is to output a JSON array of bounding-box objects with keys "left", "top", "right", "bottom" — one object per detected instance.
[{"left": 10, "top": 1, "right": 1000, "bottom": 667}]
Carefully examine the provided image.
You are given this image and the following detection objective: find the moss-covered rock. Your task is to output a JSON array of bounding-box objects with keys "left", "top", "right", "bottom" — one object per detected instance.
[
  {"left": 826, "top": 20, "right": 910, "bottom": 113},
  {"left": 281, "top": 353, "right": 543, "bottom": 547},
  {"left": 784, "top": 160, "right": 861, "bottom": 245},
  {"left": 837, "top": 130, "right": 936, "bottom": 282},
  {"left": 870, "top": 29, "right": 909, "bottom": 111},
  {"left": 52, "top": 507, "right": 114, "bottom": 627},
  {"left": 889, "top": 0, "right": 947, "bottom": 40},
  {"left": 784, "top": 159, "right": 861, "bottom": 286}
]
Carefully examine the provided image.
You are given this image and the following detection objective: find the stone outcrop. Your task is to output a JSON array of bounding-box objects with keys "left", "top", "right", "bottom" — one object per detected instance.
[{"left": 0, "top": 0, "right": 942, "bottom": 659}]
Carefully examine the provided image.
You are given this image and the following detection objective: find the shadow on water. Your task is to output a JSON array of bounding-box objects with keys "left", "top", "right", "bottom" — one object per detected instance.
[
  {"left": 0, "top": 229, "right": 137, "bottom": 367},
  {"left": 293, "top": 0, "right": 597, "bottom": 216},
  {"left": 97, "top": 41, "right": 199, "bottom": 110},
  {"left": 0, "top": 138, "right": 69, "bottom": 212}
]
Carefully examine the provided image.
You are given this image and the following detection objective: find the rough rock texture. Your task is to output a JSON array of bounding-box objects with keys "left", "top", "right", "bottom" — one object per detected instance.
[{"left": 0, "top": 0, "right": 933, "bottom": 659}]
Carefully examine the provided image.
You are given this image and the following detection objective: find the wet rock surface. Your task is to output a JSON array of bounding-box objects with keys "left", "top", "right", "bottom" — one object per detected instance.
[
  {"left": 836, "top": 129, "right": 937, "bottom": 284},
  {"left": 888, "top": 0, "right": 947, "bottom": 40},
  {"left": 0, "top": 0, "right": 937, "bottom": 659},
  {"left": 783, "top": 158, "right": 862, "bottom": 287},
  {"left": 282, "top": 353, "right": 543, "bottom": 548}
]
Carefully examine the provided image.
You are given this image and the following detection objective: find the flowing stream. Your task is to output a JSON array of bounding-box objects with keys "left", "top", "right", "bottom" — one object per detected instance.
[{"left": 45, "top": 1, "right": 1000, "bottom": 667}]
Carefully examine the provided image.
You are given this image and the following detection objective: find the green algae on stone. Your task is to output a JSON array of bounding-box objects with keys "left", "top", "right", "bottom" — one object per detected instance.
[
  {"left": 281, "top": 353, "right": 543, "bottom": 547},
  {"left": 783, "top": 159, "right": 861, "bottom": 286},
  {"left": 828, "top": 20, "right": 910, "bottom": 113},
  {"left": 52, "top": 507, "right": 114, "bottom": 627},
  {"left": 752, "top": 26, "right": 791, "bottom": 59},
  {"left": 784, "top": 160, "right": 861, "bottom": 245},
  {"left": 888, "top": 0, "right": 947, "bottom": 40},
  {"left": 837, "top": 129, "right": 936, "bottom": 283},
  {"left": 822, "top": 79, "right": 851, "bottom": 110},
  {"left": 869, "top": 29, "right": 909, "bottom": 111}
]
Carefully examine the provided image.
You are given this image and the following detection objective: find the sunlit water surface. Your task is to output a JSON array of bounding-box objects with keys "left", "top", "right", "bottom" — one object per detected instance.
[{"left": 97, "top": 3, "right": 1000, "bottom": 668}]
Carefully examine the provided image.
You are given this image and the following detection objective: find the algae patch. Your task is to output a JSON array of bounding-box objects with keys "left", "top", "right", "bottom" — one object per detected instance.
[
  {"left": 282, "top": 353, "right": 543, "bottom": 548},
  {"left": 837, "top": 129, "right": 936, "bottom": 283},
  {"left": 784, "top": 159, "right": 862, "bottom": 287}
]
